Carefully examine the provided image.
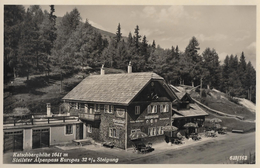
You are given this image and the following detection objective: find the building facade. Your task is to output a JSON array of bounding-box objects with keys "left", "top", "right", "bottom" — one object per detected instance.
[
  {"left": 169, "top": 85, "right": 208, "bottom": 135},
  {"left": 3, "top": 117, "right": 84, "bottom": 153},
  {"left": 62, "top": 65, "right": 177, "bottom": 149}
]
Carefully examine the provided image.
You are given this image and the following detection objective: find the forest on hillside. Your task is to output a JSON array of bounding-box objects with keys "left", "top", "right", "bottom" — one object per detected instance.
[{"left": 4, "top": 5, "right": 256, "bottom": 103}]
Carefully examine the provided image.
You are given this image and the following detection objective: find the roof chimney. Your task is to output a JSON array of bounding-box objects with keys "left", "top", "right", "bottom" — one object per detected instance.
[
  {"left": 128, "top": 61, "right": 132, "bottom": 74},
  {"left": 101, "top": 64, "right": 105, "bottom": 75}
]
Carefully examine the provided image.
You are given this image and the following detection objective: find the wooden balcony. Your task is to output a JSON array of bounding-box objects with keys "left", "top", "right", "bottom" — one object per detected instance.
[{"left": 78, "top": 112, "right": 101, "bottom": 121}]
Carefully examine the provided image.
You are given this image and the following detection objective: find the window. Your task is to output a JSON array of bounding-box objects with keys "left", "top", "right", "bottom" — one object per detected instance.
[
  {"left": 147, "top": 105, "right": 151, "bottom": 113},
  {"left": 153, "top": 105, "right": 157, "bottom": 113},
  {"left": 100, "top": 104, "right": 104, "bottom": 109},
  {"left": 160, "top": 104, "right": 170, "bottom": 113},
  {"left": 109, "top": 128, "right": 120, "bottom": 138},
  {"left": 70, "top": 102, "right": 76, "bottom": 108},
  {"left": 135, "top": 106, "right": 140, "bottom": 115},
  {"left": 160, "top": 105, "right": 163, "bottom": 112},
  {"left": 131, "top": 129, "right": 141, "bottom": 134},
  {"left": 105, "top": 105, "right": 114, "bottom": 114},
  {"left": 84, "top": 104, "right": 88, "bottom": 113},
  {"left": 89, "top": 108, "right": 93, "bottom": 114},
  {"left": 87, "top": 124, "right": 92, "bottom": 133},
  {"left": 66, "top": 125, "right": 73, "bottom": 134},
  {"left": 95, "top": 104, "right": 100, "bottom": 112},
  {"left": 148, "top": 105, "right": 158, "bottom": 114},
  {"left": 166, "top": 104, "right": 169, "bottom": 112},
  {"left": 80, "top": 103, "right": 85, "bottom": 109},
  {"left": 148, "top": 127, "right": 157, "bottom": 136},
  {"left": 157, "top": 126, "right": 164, "bottom": 135},
  {"left": 75, "top": 103, "right": 79, "bottom": 109}
]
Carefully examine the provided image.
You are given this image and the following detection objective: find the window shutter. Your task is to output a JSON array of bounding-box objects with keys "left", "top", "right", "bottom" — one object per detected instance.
[{"left": 154, "top": 105, "right": 157, "bottom": 113}]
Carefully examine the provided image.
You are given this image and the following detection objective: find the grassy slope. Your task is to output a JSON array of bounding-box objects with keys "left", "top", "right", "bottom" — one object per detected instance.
[
  {"left": 188, "top": 88, "right": 255, "bottom": 132},
  {"left": 190, "top": 89, "right": 255, "bottom": 121}
]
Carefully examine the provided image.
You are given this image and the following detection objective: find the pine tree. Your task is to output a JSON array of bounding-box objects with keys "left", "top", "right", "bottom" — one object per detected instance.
[
  {"left": 127, "top": 32, "right": 133, "bottom": 46},
  {"left": 185, "top": 36, "right": 200, "bottom": 62},
  {"left": 202, "top": 48, "right": 220, "bottom": 89},
  {"left": 140, "top": 35, "right": 148, "bottom": 61},
  {"left": 4, "top": 5, "right": 25, "bottom": 79},
  {"left": 115, "top": 23, "right": 122, "bottom": 43},
  {"left": 245, "top": 61, "right": 256, "bottom": 102},
  {"left": 115, "top": 41, "right": 128, "bottom": 69},
  {"left": 184, "top": 36, "right": 202, "bottom": 86},
  {"left": 152, "top": 40, "right": 156, "bottom": 49},
  {"left": 17, "top": 8, "right": 36, "bottom": 80},
  {"left": 221, "top": 55, "right": 229, "bottom": 93},
  {"left": 238, "top": 52, "right": 247, "bottom": 92},
  {"left": 134, "top": 25, "right": 141, "bottom": 50}
]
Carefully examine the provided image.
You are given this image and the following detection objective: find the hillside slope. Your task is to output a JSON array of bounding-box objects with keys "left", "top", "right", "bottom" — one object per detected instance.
[
  {"left": 185, "top": 87, "right": 255, "bottom": 121},
  {"left": 4, "top": 68, "right": 125, "bottom": 115},
  {"left": 175, "top": 85, "right": 255, "bottom": 132}
]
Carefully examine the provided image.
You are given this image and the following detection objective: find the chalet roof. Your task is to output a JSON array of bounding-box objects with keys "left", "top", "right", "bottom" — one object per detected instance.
[
  {"left": 175, "top": 92, "right": 187, "bottom": 100},
  {"left": 172, "top": 103, "right": 208, "bottom": 118},
  {"left": 168, "top": 84, "right": 187, "bottom": 100},
  {"left": 62, "top": 72, "right": 165, "bottom": 105}
]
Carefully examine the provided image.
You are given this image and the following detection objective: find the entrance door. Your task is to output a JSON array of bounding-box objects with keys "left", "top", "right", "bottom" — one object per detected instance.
[
  {"left": 76, "top": 123, "right": 83, "bottom": 140},
  {"left": 4, "top": 130, "right": 23, "bottom": 153},
  {"left": 32, "top": 128, "right": 50, "bottom": 149}
]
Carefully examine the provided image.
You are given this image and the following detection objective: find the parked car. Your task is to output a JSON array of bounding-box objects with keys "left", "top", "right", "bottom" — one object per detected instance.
[
  {"left": 102, "top": 142, "right": 115, "bottom": 148},
  {"left": 205, "top": 130, "right": 217, "bottom": 137}
]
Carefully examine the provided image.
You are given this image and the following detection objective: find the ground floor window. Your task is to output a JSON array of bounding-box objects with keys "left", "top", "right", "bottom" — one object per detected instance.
[
  {"left": 66, "top": 125, "right": 73, "bottom": 134},
  {"left": 87, "top": 124, "right": 92, "bottom": 133},
  {"left": 148, "top": 126, "right": 164, "bottom": 136},
  {"left": 148, "top": 127, "right": 157, "bottom": 136},
  {"left": 157, "top": 126, "right": 164, "bottom": 135},
  {"left": 109, "top": 128, "right": 120, "bottom": 138}
]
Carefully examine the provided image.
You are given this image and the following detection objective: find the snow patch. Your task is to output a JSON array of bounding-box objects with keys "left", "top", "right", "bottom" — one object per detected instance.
[{"left": 235, "top": 97, "right": 255, "bottom": 113}]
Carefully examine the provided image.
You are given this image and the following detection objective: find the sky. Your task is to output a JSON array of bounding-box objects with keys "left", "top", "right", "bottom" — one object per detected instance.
[{"left": 24, "top": 5, "right": 256, "bottom": 67}]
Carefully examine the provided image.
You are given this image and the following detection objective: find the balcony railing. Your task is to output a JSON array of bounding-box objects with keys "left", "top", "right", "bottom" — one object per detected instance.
[{"left": 78, "top": 112, "right": 101, "bottom": 121}]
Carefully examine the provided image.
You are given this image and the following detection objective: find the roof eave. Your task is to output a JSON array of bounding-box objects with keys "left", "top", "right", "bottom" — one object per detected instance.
[{"left": 62, "top": 99, "right": 129, "bottom": 106}]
